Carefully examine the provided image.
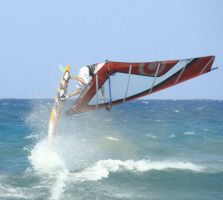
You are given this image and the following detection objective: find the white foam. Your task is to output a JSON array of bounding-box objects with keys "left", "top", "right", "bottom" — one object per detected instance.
[
  {"left": 25, "top": 134, "right": 38, "bottom": 139},
  {"left": 50, "top": 170, "right": 69, "bottom": 200},
  {"left": 23, "top": 146, "right": 29, "bottom": 151},
  {"left": 0, "top": 184, "right": 28, "bottom": 199},
  {"left": 29, "top": 138, "right": 68, "bottom": 200},
  {"left": 145, "top": 134, "right": 158, "bottom": 139},
  {"left": 184, "top": 131, "right": 195, "bottom": 135},
  {"left": 71, "top": 159, "right": 203, "bottom": 182},
  {"left": 174, "top": 109, "right": 180, "bottom": 113},
  {"left": 28, "top": 129, "right": 111, "bottom": 199},
  {"left": 29, "top": 139, "right": 66, "bottom": 173},
  {"left": 105, "top": 136, "right": 120, "bottom": 141}
]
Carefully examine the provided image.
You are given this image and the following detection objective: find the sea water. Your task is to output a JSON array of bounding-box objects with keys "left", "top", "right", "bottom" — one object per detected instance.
[{"left": 0, "top": 99, "right": 222, "bottom": 200}]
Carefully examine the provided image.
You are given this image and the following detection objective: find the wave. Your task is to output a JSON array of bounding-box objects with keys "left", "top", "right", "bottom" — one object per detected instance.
[
  {"left": 70, "top": 159, "right": 204, "bottom": 182},
  {"left": 25, "top": 134, "right": 39, "bottom": 139},
  {"left": 145, "top": 134, "right": 158, "bottom": 139},
  {"left": 105, "top": 136, "right": 120, "bottom": 141},
  {"left": 28, "top": 138, "right": 204, "bottom": 184},
  {"left": 27, "top": 135, "right": 222, "bottom": 199},
  {"left": 184, "top": 131, "right": 195, "bottom": 135}
]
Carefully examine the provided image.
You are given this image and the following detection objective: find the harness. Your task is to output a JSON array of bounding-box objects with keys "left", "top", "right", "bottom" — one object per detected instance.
[{"left": 87, "top": 65, "right": 95, "bottom": 77}]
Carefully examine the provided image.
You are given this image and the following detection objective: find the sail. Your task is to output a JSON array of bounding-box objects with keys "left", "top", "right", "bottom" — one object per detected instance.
[{"left": 67, "top": 55, "right": 215, "bottom": 114}]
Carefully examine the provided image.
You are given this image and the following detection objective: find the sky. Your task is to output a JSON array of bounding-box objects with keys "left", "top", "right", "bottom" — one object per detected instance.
[{"left": 0, "top": 0, "right": 222, "bottom": 99}]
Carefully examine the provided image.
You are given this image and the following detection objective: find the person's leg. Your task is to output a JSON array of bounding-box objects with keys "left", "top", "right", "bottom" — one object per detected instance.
[{"left": 67, "top": 88, "right": 82, "bottom": 98}]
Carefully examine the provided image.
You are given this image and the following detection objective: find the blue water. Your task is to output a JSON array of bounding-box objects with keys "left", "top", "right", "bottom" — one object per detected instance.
[{"left": 0, "top": 99, "right": 223, "bottom": 200}]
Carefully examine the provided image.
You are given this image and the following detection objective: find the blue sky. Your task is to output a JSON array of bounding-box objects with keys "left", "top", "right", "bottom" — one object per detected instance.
[{"left": 0, "top": 0, "right": 222, "bottom": 99}]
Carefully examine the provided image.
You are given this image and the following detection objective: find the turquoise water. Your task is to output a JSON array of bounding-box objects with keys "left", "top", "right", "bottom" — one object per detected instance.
[{"left": 0, "top": 99, "right": 223, "bottom": 200}]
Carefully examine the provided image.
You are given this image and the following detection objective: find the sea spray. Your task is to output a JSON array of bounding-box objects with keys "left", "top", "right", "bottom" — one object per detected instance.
[
  {"left": 29, "top": 139, "right": 66, "bottom": 173},
  {"left": 29, "top": 138, "right": 69, "bottom": 200}
]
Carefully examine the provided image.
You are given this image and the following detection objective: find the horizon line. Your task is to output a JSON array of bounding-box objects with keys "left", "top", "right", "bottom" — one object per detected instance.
[{"left": 0, "top": 98, "right": 222, "bottom": 101}]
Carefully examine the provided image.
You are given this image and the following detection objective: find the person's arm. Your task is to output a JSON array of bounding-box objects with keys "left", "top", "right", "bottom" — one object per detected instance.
[
  {"left": 70, "top": 75, "right": 86, "bottom": 85},
  {"left": 67, "top": 88, "right": 82, "bottom": 98}
]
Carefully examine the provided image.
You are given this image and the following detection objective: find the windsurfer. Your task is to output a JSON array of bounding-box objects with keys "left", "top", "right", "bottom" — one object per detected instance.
[{"left": 60, "top": 65, "right": 95, "bottom": 100}]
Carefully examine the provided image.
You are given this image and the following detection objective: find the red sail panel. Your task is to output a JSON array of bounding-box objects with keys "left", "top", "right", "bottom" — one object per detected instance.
[{"left": 109, "top": 60, "right": 178, "bottom": 77}]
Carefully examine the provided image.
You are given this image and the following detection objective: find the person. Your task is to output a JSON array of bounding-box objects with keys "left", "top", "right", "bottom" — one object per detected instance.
[{"left": 60, "top": 64, "right": 95, "bottom": 100}]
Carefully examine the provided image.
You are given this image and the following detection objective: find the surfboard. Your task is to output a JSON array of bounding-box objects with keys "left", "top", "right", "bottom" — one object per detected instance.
[{"left": 48, "top": 64, "right": 71, "bottom": 139}]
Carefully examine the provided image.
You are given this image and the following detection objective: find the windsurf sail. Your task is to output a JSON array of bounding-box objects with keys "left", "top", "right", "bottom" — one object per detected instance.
[{"left": 66, "top": 55, "right": 215, "bottom": 114}]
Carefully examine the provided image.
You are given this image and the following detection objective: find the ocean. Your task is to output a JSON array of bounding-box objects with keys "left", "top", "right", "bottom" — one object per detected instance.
[{"left": 0, "top": 99, "right": 222, "bottom": 200}]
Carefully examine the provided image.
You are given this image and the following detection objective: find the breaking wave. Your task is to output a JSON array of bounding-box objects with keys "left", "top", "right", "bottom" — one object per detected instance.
[
  {"left": 70, "top": 159, "right": 204, "bottom": 182},
  {"left": 29, "top": 135, "right": 206, "bottom": 199}
]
